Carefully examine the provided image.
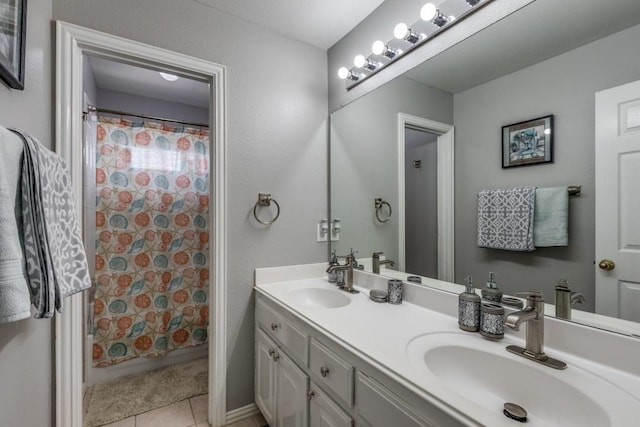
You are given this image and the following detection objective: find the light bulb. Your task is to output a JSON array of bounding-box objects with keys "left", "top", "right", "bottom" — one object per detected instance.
[
  {"left": 159, "top": 72, "right": 179, "bottom": 82},
  {"left": 394, "top": 23, "right": 409, "bottom": 40},
  {"left": 420, "top": 3, "right": 437, "bottom": 21},
  {"left": 373, "top": 40, "right": 386, "bottom": 55},
  {"left": 353, "top": 55, "right": 366, "bottom": 68},
  {"left": 337, "top": 67, "right": 350, "bottom": 80}
]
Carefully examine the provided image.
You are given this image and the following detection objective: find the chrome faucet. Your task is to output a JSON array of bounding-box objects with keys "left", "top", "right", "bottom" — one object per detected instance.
[
  {"left": 326, "top": 254, "right": 359, "bottom": 294},
  {"left": 554, "top": 279, "right": 585, "bottom": 320},
  {"left": 504, "top": 290, "right": 566, "bottom": 370},
  {"left": 372, "top": 252, "right": 395, "bottom": 274}
]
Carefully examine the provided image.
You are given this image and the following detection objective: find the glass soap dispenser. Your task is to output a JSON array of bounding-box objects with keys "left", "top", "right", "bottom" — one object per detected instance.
[
  {"left": 481, "top": 271, "right": 503, "bottom": 302},
  {"left": 459, "top": 275, "right": 481, "bottom": 332}
]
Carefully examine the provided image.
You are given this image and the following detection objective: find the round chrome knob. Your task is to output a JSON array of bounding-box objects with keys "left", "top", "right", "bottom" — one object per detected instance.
[
  {"left": 598, "top": 259, "right": 615, "bottom": 271},
  {"left": 270, "top": 322, "right": 279, "bottom": 331},
  {"left": 320, "top": 366, "right": 330, "bottom": 377}
]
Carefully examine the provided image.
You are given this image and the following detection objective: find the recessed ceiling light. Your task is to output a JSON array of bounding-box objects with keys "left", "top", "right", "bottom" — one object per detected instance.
[{"left": 159, "top": 72, "right": 179, "bottom": 82}]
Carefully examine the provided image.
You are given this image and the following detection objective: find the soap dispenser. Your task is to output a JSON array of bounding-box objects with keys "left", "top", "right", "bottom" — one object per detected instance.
[
  {"left": 459, "top": 275, "right": 481, "bottom": 332},
  {"left": 481, "top": 272, "right": 503, "bottom": 302},
  {"left": 328, "top": 251, "right": 339, "bottom": 283}
]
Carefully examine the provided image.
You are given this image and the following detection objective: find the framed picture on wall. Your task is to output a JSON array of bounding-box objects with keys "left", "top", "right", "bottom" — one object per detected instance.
[
  {"left": 502, "top": 115, "right": 554, "bottom": 168},
  {"left": 0, "top": 0, "right": 27, "bottom": 90}
]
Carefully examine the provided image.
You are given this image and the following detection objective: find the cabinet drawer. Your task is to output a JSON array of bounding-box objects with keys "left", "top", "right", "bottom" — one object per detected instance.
[
  {"left": 356, "top": 372, "right": 433, "bottom": 427},
  {"left": 256, "top": 298, "right": 308, "bottom": 365},
  {"left": 309, "top": 338, "right": 354, "bottom": 407}
]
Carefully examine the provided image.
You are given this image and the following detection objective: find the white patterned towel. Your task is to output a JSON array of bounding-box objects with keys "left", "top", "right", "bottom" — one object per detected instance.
[
  {"left": 477, "top": 187, "right": 536, "bottom": 251},
  {"left": 12, "top": 129, "right": 91, "bottom": 318}
]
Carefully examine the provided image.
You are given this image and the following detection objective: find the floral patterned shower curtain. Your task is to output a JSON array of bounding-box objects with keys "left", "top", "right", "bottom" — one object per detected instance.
[{"left": 92, "top": 118, "right": 210, "bottom": 367}]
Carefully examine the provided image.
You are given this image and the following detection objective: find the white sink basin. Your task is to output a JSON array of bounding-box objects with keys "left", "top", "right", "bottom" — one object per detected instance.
[
  {"left": 406, "top": 332, "right": 640, "bottom": 426},
  {"left": 287, "top": 287, "right": 351, "bottom": 309}
]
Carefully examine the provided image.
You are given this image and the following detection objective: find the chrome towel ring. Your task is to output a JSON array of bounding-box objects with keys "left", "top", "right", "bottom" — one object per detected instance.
[
  {"left": 374, "top": 198, "right": 392, "bottom": 223},
  {"left": 254, "top": 193, "right": 281, "bottom": 225}
]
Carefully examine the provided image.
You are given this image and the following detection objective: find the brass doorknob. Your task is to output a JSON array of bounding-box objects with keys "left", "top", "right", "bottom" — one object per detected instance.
[{"left": 598, "top": 259, "right": 615, "bottom": 271}]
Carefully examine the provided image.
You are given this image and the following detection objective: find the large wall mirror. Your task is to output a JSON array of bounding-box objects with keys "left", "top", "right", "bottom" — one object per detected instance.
[{"left": 330, "top": 0, "right": 640, "bottom": 336}]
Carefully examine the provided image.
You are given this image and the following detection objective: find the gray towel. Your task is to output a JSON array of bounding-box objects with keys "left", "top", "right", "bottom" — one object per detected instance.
[
  {"left": 12, "top": 129, "right": 91, "bottom": 318},
  {"left": 534, "top": 186, "right": 568, "bottom": 247},
  {"left": 477, "top": 187, "right": 536, "bottom": 251},
  {"left": 0, "top": 127, "right": 31, "bottom": 323}
]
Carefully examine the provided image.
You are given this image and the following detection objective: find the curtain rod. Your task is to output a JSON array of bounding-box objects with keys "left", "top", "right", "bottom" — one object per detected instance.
[{"left": 85, "top": 106, "right": 209, "bottom": 128}]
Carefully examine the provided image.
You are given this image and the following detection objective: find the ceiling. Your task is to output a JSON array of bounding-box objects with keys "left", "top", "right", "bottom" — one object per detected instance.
[{"left": 191, "top": 0, "right": 386, "bottom": 50}]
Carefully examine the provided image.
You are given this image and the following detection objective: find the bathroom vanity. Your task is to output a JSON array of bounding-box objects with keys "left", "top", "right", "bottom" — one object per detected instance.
[{"left": 255, "top": 263, "right": 640, "bottom": 427}]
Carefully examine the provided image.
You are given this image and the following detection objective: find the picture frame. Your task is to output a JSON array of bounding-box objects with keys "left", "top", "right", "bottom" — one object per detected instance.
[
  {"left": 502, "top": 114, "right": 553, "bottom": 168},
  {"left": 0, "top": 0, "right": 27, "bottom": 90}
]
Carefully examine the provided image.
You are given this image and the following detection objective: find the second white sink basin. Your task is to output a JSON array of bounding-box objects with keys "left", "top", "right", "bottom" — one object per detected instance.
[
  {"left": 406, "top": 332, "right": 640, "bottom": 426},
  {"left": 287, "top": 287, "right": 351, "bottom": 309}
]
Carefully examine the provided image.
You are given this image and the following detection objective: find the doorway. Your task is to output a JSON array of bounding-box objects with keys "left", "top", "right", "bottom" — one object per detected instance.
[
  {"left": 397, "top": 113, "right": 454, "bottom": 282},
  {"left": 56, "top": 21, "right": 227, "bottom": 427}
]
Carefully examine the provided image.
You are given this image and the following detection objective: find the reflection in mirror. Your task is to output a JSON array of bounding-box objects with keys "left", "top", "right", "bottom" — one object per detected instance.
[{"left": 329, "top": 0, "right": 640, "bottom": 335}]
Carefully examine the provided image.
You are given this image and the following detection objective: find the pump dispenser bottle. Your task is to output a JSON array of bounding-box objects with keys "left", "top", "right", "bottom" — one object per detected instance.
[
  {"left": 481, "top": 272, "right": 503, "bottom": 302},
  {"left": 459, "top": 275, "right": 481, "bottom": 331}
]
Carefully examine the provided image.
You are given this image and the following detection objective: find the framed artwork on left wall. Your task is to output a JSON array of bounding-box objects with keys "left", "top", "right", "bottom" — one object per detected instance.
[{"left": 0, "top": 0, "right": 27, "bottom": 90}]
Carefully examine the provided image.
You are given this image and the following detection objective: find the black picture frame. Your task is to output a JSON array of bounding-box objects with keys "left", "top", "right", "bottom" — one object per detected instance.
[
  {"left": 502, "top": 114, "right": 554, "bottom": 168},
  {"left": 0, "top": 0, "right": 27, "bottom": 90}
]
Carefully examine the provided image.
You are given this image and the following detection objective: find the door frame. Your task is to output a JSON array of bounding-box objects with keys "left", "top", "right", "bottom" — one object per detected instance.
[
  {"left": 397, "top": 113, "right": 454, "bottom": 281},
  {"left": 55, "top": 21, "right": 227, "bottom": 427}
]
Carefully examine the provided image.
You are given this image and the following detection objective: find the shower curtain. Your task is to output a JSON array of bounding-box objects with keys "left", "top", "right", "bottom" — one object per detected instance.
[{"left": 92, "top": 117, "right": 210, "bottom": 367}]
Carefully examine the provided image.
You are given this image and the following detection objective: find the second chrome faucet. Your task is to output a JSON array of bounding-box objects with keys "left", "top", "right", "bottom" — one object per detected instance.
[
  {"left": 372, "top": 252, "right": 395, "bottom": 274},
  {"left": 504, "top": 290, "right": 567, "bottom": 370}
]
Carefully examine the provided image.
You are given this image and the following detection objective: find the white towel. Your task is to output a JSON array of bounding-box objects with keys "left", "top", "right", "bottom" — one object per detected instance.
[
  {"left": 12, "top": 129, "right": 91, "bottom": 318},
  {"left": 0, "top": 126, "right": 31, "bottom": 323},
  {"left": 477, "top": 187, "right": 536, "bottom": 251},
  {"left": 534, "top": 186, "right": 568, "bottom": 247}
]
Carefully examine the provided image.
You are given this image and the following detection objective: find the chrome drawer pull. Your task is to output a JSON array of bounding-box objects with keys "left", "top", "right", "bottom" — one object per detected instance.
[
  {"left": 270, "top": 322, "right": 279, "bottom": 331},
  {"left": 268, "top": 348, "right": 275, "bottom": 357},
  {"left": 320, "top": 366, "right": 330, "bottom": 377}
]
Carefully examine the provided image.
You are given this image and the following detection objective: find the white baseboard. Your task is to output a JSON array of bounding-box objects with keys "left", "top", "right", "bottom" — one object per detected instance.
[{"left": 225, "top": 403, "right": 260, "bottom": 425}]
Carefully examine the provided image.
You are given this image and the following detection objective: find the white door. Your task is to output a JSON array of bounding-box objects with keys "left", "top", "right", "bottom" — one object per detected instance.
[
  {"left": 595, "top": 80, "right": 640, "bottom": 321},
  {"left": 277, "top": 352, "right": 309, "bottom": 427},
  {"left": 309, "top": 383, "right": 353, "bottom": 427},
  {"left": 255, "top": 329, "right": 277, "bottom": 425}
]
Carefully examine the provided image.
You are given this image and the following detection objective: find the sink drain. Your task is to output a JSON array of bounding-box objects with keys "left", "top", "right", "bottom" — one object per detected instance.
[{"left": 503, "top": 402, "right": 528, "bottom": 423}]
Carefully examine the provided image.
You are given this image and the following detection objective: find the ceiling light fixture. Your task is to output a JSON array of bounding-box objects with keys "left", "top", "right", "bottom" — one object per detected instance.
[
  {"left": 338, "top": 0, "right": 492, "bottom": 90},
  {"left": 159, "top": 72, "right": 179, "bottom": 82}
]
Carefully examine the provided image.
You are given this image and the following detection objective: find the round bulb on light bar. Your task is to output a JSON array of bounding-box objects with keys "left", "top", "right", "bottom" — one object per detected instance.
[
  {"left": 159, "top": 72, "right": 179, "bottom": 82},
  {"left": 353, "top": 55, "right": 366, "bottom": 68},
  {"left": 394, "top": 23, "right": 409, "bottom": 40},
  {"left": 337, "top": 67, "right": 350, "bottom": 80},
  {"left": 372, "top": 40, "right": 386, "bottom": 55},
  {"left": 420, "top": 3, "right": 437, "bottom": 21}
]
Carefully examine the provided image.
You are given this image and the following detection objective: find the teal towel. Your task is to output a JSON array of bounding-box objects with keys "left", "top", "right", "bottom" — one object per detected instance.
[
  {"left": 0, "top": 126, "right": 31, "bottom": 323},
  {"left": 534, "top": 187, "right": 568, "bottom": 247}
]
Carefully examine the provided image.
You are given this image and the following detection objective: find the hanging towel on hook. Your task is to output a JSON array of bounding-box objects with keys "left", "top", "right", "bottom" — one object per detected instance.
[
  {"left": 0, "top": 127, "right": 31, "bottom": 323},
  {"left": 477, "top": 187, "right": 536, "bottom": 251},
  {"left": 11, "top": 129, "right": 91, "bottom": 318}
]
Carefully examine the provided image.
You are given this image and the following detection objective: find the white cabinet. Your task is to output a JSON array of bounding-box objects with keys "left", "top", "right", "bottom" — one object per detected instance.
[
  {"left": 309, "top": 383, "right": 353, "bottom": 427},
  {"left": 256, "top": 324, "right": 309, "bottom": 427}
]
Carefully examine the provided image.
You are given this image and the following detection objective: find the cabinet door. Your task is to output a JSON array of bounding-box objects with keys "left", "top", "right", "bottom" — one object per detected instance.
[
  {"left": 310, "top": 383, "right": 353, "bottom": 427},
  {"left": 277, "top": 351, "right": 309, "bottom": 427},
  {"left": 256, "top": 328, "right": 277, "bottom": 426}
]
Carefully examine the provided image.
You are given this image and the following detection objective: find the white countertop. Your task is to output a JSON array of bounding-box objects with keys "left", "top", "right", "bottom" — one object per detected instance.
[{"left": 255, "top": 263, "right": 640, "bottom": 427}]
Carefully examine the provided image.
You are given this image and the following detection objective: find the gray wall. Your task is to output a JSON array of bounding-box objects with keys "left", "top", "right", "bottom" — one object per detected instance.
[
  {"left": 453, "top": 23, "right": 640, "bottom": 308},
  {"left": 0, "top": 1, "right": 54, "bottom": 426},
  {"left": 52, "top": 0, "right": 329, "bottom": 413},
  {"left": 405, "top": 129, "right": 438, "bottom": 277},
  {"left": 331, "top": 77, "right": 452, "bottom": 264},
  {"left": 96, "top": 89, "right": 209, "bottom": 125}
]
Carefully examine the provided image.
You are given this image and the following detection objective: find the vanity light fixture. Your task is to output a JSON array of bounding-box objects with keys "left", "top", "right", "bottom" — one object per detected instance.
[
  {"left": 338, "top": 0, "right": 493, "bottom": 90},
  {"left": 354, "top": 55, "right": 379, "bottom": 71},
  {"left": 394, "top": 23, "right": 421, "bottom": 44},
  {"left": 420, "top": 3, "right": 449, "bottom": 27},
  {"left": 372, "top": 40, "right": 400, "bottom": 59},
  {"left": 159, "top": 72, "right": 179, "bottom": 82}
]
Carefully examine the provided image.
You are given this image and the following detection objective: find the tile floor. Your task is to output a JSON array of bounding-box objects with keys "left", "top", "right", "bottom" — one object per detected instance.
[{"left": 98, "top": 394, "right": 268, "bottom": 427}]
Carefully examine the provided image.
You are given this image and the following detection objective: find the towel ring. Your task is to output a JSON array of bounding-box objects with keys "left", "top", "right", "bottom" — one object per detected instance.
[
  {"left": 254, "top": 193, "right": 280, "bottom": 225},
  {"left": 374, "top": 198, "right": 392, "bottom": 223}
]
